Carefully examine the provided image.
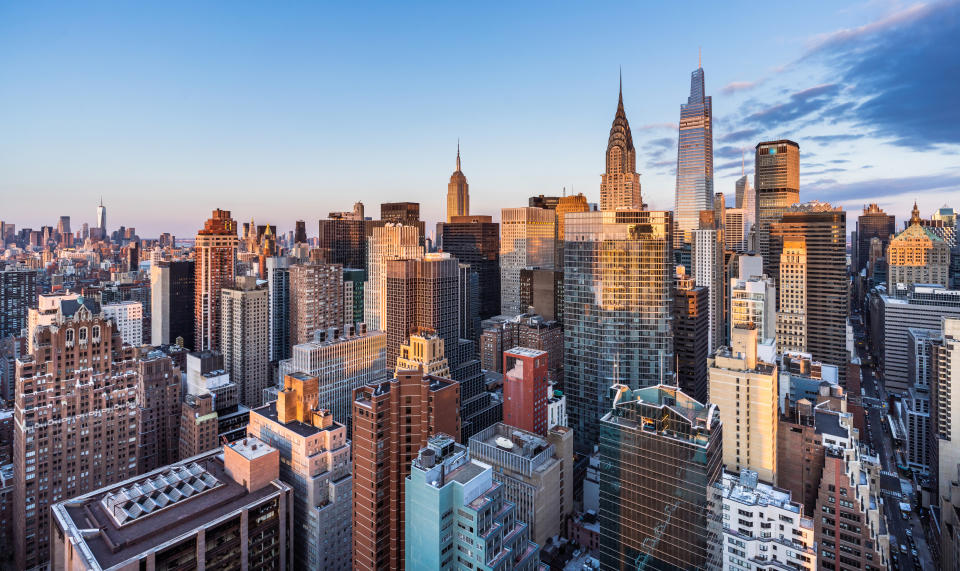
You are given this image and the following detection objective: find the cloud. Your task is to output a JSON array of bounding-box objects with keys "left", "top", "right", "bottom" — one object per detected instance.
[
  {"left": 714, "top": 145, "right": 744, "bottom": 159},
  {"left": 745, "top": 84, "right": 841, "bottom": 129},
  {"left": 721, "top": 81, "right": 759, "bottom": 95},
  {"left": 806, "top": 134, "right": 865, "bottom": 143},
  {"left": 804, "top": 172, "right": 960, "bottom": 203},
  {"left": 718, "top": 129, "right": 760, "bottom": 143},
  {"left": 639, "top": 122, "right": 678, "bottom": 131},
  {"left": 648, "top": 137, "right": 676, "bottom": 150}
]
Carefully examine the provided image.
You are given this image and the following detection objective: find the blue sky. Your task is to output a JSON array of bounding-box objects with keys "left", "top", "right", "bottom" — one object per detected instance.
[{"left": 2, "top": 1, "right": 958, "bottom": 238}]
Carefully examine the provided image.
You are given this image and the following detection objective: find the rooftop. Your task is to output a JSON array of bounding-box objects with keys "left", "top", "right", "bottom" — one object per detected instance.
[
  {"left": 52, "top": 451, "right": 288, "bottom": 569},
  {"left": 721, "top": 471, "right": 802, "bottom": 515},
  {"left": 226, "top": 436, "right": 275, "bottom": 461},
  {"left": 251, "top": 401, "right": 335, "bottom": 437},
  {"left": 505, "top": 346, "right": 547, "bottom": 359}
]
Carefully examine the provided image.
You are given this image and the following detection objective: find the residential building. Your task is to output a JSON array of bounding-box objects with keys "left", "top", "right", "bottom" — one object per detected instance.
[
  {"left": 395, "top": 333, "right": 450, "bottom": 377},
  {"left": 674, "top": 63, "right": 714, "bottom": 246},
  {"left": 406, "top": 434, "right": 542, "bottom": 571},
  {"left": 195, "top": 208, "right": 238, "bottom": 352},
  {"left": 709, "top": 326, "right": 779, "bottom": 483},
  {"left": 248, "top": 373, "right": 353, "bottom": 570},
  {"left": 150, "top": 260, "right": 195, "bottom": 348},
  {"left": 50, "top": 440, "right": 294, "bottom": 570},
  {"left": 598, "top": 384, "right": 723, "bottom": 570},
  {"left": 888, "top": 202, "right": 951, "bottom": 288},
  {"left": 102, "top": 300, "right": 144, "bottom": 347},
  {"left": 770, "top": 202, "right": 848, "bottom": 385},
  {"left": 365, "top": 224, "right": 424, "bottom": 330},
  {"left": 279, "top": 324, "right": 387, "bottom": 436},
  {"left": 468, "top": 423, "right": 574, "bottom": 547},
  {"left": 446, "top": 145, "right": 470, "bottom": 222},
  {"left": 599, "top": 81, "right": 642, "bottom": 211},
  {"left": 500, "top": 207, "right": 556, "bottom": 316},
  {"left": 755, "top": 140, "right": 800, "bottom": 267},
  {"left": 179, "top": 393, "right": 219, "bottom": 459},
  {"left": 221, "top": 276, "right": 269, "bottom": 408},
  {"left": 136, "top": 351, "right": 182, "bottom": 474},
  {"left": 720, "top": 470, "right": 816, "bottom": 570},
  {"left": 503, "top": 347, "right": 549, "bottom": 435},
  {"left": 13, "top": 298, "right": 140, "bottom": 570},
  {"left": 564, "top": 210, "right": 674, "bottom": 449},
  {"left": 0, "top": 268, "right": 36, "bottom": 339},
  {"left": 289, "top": 262, "right": 345, "bottom": 345},
  {"left": 777, "top": 238, "right": 808, "bottom": 353},
  {"left": 351, "top": 369, "right": 461, "bottom": 571}
]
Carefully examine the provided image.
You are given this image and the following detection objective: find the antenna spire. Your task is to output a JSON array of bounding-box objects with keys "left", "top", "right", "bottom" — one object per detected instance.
[
  {"left": 456, "top": 139, "right": 461, "bottom": 172},
  {"left": 618, "top": 66, "right": 623, "bottom": 103},
  {"left": 698, "top": 46, "right": 702, "bottom": 69}
]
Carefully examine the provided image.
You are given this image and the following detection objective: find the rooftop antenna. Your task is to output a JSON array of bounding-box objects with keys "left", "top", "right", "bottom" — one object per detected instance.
[{"left": 698, "top": 47, "right": 702, "bottom": 69}]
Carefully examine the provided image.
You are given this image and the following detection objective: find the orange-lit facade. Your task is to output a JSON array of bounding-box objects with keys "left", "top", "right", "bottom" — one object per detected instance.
[{"left": 194, "top": 209, "right": 238, "bottom": 351}]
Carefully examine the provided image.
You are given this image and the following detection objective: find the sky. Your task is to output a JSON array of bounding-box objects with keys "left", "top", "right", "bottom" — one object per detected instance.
[{"left": 2, "top": 1, "right": 959, "bottom": 239}]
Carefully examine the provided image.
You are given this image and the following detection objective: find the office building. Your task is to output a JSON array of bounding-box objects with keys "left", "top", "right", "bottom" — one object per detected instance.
[
  {"left": 13, "top": 298, "right": 140, "bottom": 570},
  {"left": 102, "top": 300, "right": 144, "bottom": 347},
  {"left": 279, "top": 325, "right": 387, "bottom": 436},
  {"left": 195, "top": 209, "right": 238, "bottom": 352},
  {"left": 693, "top": 212, "right": 725, "bottom": 352},
  {"left": 294, "top": 219, "right": 307, "bottom": 244},
  {"left": 755, "top": 140, "right": 800, "bottom": 267},
  {"left": 720, "top": 470, "right": 816, "bottom": 570},
  {"left": 724, "top": 207, "right": 748, "bottom": 252},
  {"left": 564, "top": 210, "right": 674, "bottom": 448},
  {"left": 770, "top": 202, "right": 848, "bottom": 385},
  {"left": 555, "top": 192, "right": 590, "bottom": 242},
  {"left": 385, "top": 253, "right": 460, "bottom": 370},
  {"left": 518, "top": 268, "right": 563, "bottom": 323},
  {"left": 856, "top": 203, "right": 896, "bottom": 274},
  {"left": 405, "top": 434, "right": 542, "bottom": 571},
  {"left": 735, "top": 168, "right": 755, "bottom": 233},
  {"left": 674, "top": 64, "right": 714, "bottom": 245},
  {"left": 248, "top": 374, "right": 353, "bottom": 570},
  {"left": 151, "top": 260, "right": 195, "bottom": 348},
  {"left": 599, "top": 80, "right": 642, "bottom": 211},
  {"left": 468, "top": 423, "right": 574, "bottom": 548},
  {"left": 221, "top": 276, "right": 269, "bottom": 408},
  {"left": 51, "top": 440, "right": 293, "bottom": 570},
  {"left": 395, "top": 333, "right": 450, "bottom": 376},
  {"left": 934, "top": 319, "right": 960, "bottom": 507},
  {"left": 598, "top": 384, "right": 722, "bottom": 570},
  {"left": 438, "top": 215, "right": 501, "bottom": 319},
  {"left": 318, "top": 215, "right": 388, "bottom": 277},
  {"left": 343, "top": 267, "right": 365, "bottom": 324},
  {"left": 266, "top": 256, "right": 292, "bottom": 362},
  {"left": 503, "top": 347, "right": 549, "bottom": 435},
  {"left": 776, "top": 238, "right": 808, "bottom": 353},
  {"left": 446, "top": 145, "right": 470, "bottom": 222},
  {"left": 709, "top": 326, "right": 779, "bottom": 483},
  {"left": 289, "top": 262, "right": 345, "bottom": 345},
  {"left": 352, "top": 369, "right": 461, "bottom": 571},
  {"left": 381, "top": 201, "right": 425, "bottom": 236},
  {"left": 888, "top": 202, "right": 951, "bottom": 288},
  {"left": 136, "top": 351, "right": 182, "bottom": 474},
  {"left": 365, "top": 224, "right": 424, "bottom": 330},
  {"left": 674, "top": 269, "right": 709, "bottom": 404},
  {"left": 458, "top": 262, "right": 481, "bottom": 342},
  {"left": 868, "top": 285, "right": 960, "bottom": 391},
  {"left": 0, "top": 268, "right": 36, "bottom": 339},
  {"left": 96, "top": 197, "right": 107, "bottom": 237},
  {"left": 500, "top": 207, "right": 556, "bottom": 316}
]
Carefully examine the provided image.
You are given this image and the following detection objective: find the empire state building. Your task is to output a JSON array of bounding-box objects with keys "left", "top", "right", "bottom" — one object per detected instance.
[
  {"left": 600, "top": 79, "right": 642, "bottom": 211},
  {"left": 446, "top": 144, "right": 469, "bottom": 222}
]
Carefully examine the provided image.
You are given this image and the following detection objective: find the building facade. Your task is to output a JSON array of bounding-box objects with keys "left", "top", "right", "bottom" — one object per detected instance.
[
  {"left": 195, "top": 209, "right": 238, "bottom": 352},
  {"left": 503, "top": 347, "right": 549, "bottom": 435},
  {"left": 777, "top": 238, "right": 808, "bottom": 354},
  {"left": 754, "top": 140, "right": 800, "bottom": 268},
  {"left": 365, "top": 224, "right": 424, "bottom": 330},
  {"left": 856, "top": 203, "right": 896, "bottom": 275},
  {"left": 221, "top": 276, "right": 269, "bottom": 408},
  {"left": 674, "top": 270, "right": 709, "bottom": 404},
  {"left": 888, "top": 203, "right": 951, "bottom": 289},
  {"left": 289, "top": 262, "right": 345, "bottom": 346},
  {"left": 438, "top": 215, "right": 501, "bottom": 319},
  {"left": 500, "top": 207, "right": 556, "bottom": 316},
  {"left": 102, "top": 300, "right": 144, "bottom": 347},
  {"left": 150, "top": 260, "right": 195, "bottom": 348},
  {"left": 674, "top": 64, "right": 714, "bottom": 246},
  {"left": 446, "top": 146, "right": 470, "bottom": 222}
]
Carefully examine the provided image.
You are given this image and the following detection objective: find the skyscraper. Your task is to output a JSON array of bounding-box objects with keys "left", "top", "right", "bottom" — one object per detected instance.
[
  {"left": 220, "top": 276, "right": 269, "bottom": 408},
  {"left": 248, "top": 373, "right": 353, "bottom": 570},
  {"left": 674, "top": 63, "right": 714, "bottom": 245},
  {"left": 352, "top": 370, "right": 461, "bottom": 571},
  {"left": 598, "top": 384, "right": 722, "bottom": 570},
  {"left": 692, "top": 211, "right": 725, "bottom": 352},
  {"left": 674, "top": 269, "right": 709, "bottom": 404},
  {"left": 195, "top": 209, "right": 238, "bottom": 352},
  {"left": 437, "top": 215, "right": 501, "bottom": 319},
  {"left": 364, "top": 224, "right": 424, "bottom": 331},
  {"left": 776, "top": 238, "right": 808, "bottom": 353},
  {"left": 289, "top": 263, "right": 345, "bottom": 346},
  {"left": 770, "top": 202, "right": 848, "bottom": 384},
  {"left": 96, "top": 196, "right": 107, "bottom": 237},
  {"left": 855, "top": 203, "right": 896, "bottom": 274},
  {"left": 150, "top": 260, "right": 195, "bottom": 348},
  {"left": 135, "top": 351, "right": 182, "bottom": 475},
  {"left": 888, "top": 202, "right": 951, "bottom": 288},
  {"left": 446, "top": 144, "right": 469, "bottom": 222},
  {"left": 294, "top": 219, "right": 308, "bottom": 244},
  {"left": 599, "top": 79, "right": 642, "bottom": 211},
  {"left": 266, "top": 256, "right": 292, "bottom": 362},
  {"left": 500, "top": 207, "right": 556, "bottom": 316},
  {"left": 735, "top": 158, "right": 756, "bottom": 239},
  {"left": 755, "top": 140, "right": 800, "bottom": 269},
  {"left": 564, "top": 210, "right": 674, "bottom": 449}
]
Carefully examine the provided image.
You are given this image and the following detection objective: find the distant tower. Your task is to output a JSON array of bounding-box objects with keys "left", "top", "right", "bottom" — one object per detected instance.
[
  {"left": 446, "top": 143, "right": 469, "bottom": 222},
  {"left": 600, "top": 75, "right": 642, "bottom": 211},
  {"left": 674, "top": 62, "right": 714, "bottom": 245},
  {"left": 96, "top": 197, "right": 107, "bottom": 236}
]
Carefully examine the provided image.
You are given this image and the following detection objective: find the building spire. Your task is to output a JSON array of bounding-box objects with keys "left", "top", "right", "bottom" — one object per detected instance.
[
  {"left": 699, "top": 46, "right": 702, "bottom": 69},
  {"left": 456, "top": 139, "right": 461, "bottom": 172},
  {"left": 619, "top": 66, "right": 623, "bottom": 104},
  {"left": 910, "top": 201, "right": 922, "bottom": 225}
]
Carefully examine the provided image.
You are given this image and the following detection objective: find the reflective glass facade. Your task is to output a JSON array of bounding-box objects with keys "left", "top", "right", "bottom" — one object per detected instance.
[
  {"left": 563, "top": 211, "right": 674, "bottom": 449},
  {"left": 674, "top": 67, "right": 713, "bottom": 246},
  {"left": 598, "top": 385, "right": 723, "bottom": 571}
]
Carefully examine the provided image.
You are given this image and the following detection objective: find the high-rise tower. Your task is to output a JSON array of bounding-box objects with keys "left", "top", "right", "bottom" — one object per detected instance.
[
  {"left": 96, "top": 197, "right": 107, "bottom": 235},
  {"left": 755, "top": 140, "right": 800, "bottom": 269},
  {"left": 600, "top": 77, "right": 642, "bottom": 211},
  {"left": 446, "top": 143, "right": 469, "bottom": 222},
  {"left": 194, "top": 209, "right": 238, "bottom": 352},
  {"left": 674, "top": 64, "right": 714, "bottom": 245}
]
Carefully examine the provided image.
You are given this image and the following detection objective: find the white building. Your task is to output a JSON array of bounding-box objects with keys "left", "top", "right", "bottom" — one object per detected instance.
[
  {"left": 548, "top": 383, "right": 567, "bottom": 429},
  {"left": 500, "top": 207, "right": 556, "bottom": 316},
  {"left": 721, "top": 470, "right": 816, "bottom": 571},
  {"left": 102, "top": 300, "right": 143, "bottom": 347},
  {"left": 693, "top": 226, "right": 725, "bottom": 353},
  {"left": 730, "top": 274, "right": 776, "bottom": 342}
]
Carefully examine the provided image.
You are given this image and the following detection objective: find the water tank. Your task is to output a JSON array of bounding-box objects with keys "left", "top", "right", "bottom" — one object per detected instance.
[{"left": 419, "top": 448, "right": 436, "bottom": 468}]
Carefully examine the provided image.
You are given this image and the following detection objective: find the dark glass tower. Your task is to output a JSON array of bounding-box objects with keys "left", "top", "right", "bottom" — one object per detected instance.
[
  {"left": 855, "top": 203, "right": 896, "bottom": 274},
  {"left": 674, "top": 64, "right": 714, "bottom": 246},
  {"left": 438, "top": 216, "right": 501, "bottom": 319},
  {"left": 598, "top": 384, "right": 723, "bottom": 570}
]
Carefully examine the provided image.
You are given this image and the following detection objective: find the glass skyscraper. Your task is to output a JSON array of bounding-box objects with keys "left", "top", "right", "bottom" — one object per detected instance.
[
  {"left": 563, "top": 210, "right": 674, "bottom": 449},
  {"left": 598, "top": 384, "right": 723, "bottom": 571},
  {"left": 674, "top": 65, "right": 714, "bottom": 246}
]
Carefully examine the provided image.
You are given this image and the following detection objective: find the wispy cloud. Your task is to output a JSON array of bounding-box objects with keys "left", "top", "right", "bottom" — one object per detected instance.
[
  {"left": 639, "top": 122, "right": 678, "bottom": 131},
  {"left": 721, "top": 81, "right": 759, "bottom": 95}
]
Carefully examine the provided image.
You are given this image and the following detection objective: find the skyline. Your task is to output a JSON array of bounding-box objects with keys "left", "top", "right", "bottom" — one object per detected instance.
[{"left": 2, "top": 1, "right": 959, "bottom": 237}]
